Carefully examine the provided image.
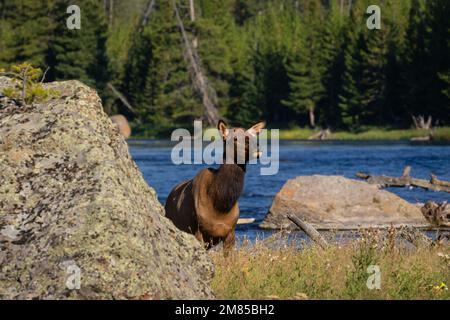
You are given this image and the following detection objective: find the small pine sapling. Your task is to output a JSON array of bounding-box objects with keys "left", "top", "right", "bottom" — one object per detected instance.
[{"left": 0, "top": 62, "right": 58, "bottom": 105}]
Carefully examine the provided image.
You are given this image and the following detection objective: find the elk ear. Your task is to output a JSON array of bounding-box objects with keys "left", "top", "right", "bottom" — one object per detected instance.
[
  {"left": 247, "top": 121, "right": 266, "bottom": 137},
  {"left": 218, "top": 120, "right": 229, "bottom": 138}
]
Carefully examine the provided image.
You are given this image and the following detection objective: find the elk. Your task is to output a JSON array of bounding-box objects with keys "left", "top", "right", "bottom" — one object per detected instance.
[{"left": 164, "top": 120, "right": 265, "bottom": 254}]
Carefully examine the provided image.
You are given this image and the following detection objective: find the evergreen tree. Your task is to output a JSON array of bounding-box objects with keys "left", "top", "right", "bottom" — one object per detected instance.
[
  {"left": 425, "top": 0, "right": 450, "bottom": 123},
  {"left": 0, "top": 0, "right": 55, "bottom": 68},
  {"left": 228, "top": 45, "right": 266, "bottom": 126},
  {"left": 318, "top": 0, "right": 346, "bottom": 128},
  {"left": 1, "top": 0, "right": 448, "bottom": 131},
  {"left": 47, "top": 0, "right": 109, "bottom": 91},
  {"left": 283, "top": 0, "right": 325, "bottom": 128},
  {"left": 403, "top": 0, "right": 430, "bottom": 120},
  {"left": 359, "top": 26, "right": 388, "bottom": 125},
  {"left": 338, "top": 1, "right": 367, "bottom": 128}
]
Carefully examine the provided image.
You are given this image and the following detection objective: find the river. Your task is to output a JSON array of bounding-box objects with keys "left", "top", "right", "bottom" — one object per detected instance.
[{"left": 129, "top": 140, "right": 450, "bottom": 242}]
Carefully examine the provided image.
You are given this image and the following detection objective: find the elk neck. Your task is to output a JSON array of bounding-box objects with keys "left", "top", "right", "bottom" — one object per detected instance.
[{"left": 208, "top": 163, "right": 246, "bottom": 213}]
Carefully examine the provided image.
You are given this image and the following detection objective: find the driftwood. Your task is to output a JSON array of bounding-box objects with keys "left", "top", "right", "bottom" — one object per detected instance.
[
  {"left": 172, "top": 0, "right": 220, "bottom": 126},
  {"left": 356, "top": 166, "right": 450, "bottom": 193},
  {"left": 411, "top": 134, "right": 432, "bottom": 141},
  {"left": 287, "top": 214, "right": 328, "bottom": 249},
  {"left": 308, "top": 129, "right": 331, "bottom": 140},
  {"left": 398, "top": 226, "right": 432, "bottom": 247},
  {"left": 421, "top": 201, "right": 450, "bottom": 227},
  {"left": 237, "top": 218, "right": 255, "bottom": 225}
]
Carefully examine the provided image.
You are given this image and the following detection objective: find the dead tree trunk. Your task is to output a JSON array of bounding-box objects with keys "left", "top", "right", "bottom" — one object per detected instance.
[
  {"left": 412, "top": 115, "right": 433, "bottom": 130},
  {"left": 189, "top": 0, "right": 196, "bottom": 21},
  {"left": 138, "top": 0, "right": 156, "bottom": 34},
  {"left": 287, "top": 214, "right": 329, "bottom": 249},
  {"left": 107, "top": 83, "right": 136, "bottom": 115},
  {"left": 356, "top": 166, "right": 450, "bottom": 193},
  {"left": 309, "top": 107, "right": 316, "bottom": 128},
  {"left": 109, "top": 0, "right": 114, "bottom": 26},
  {"left": 189, "top": 0, "right": 198, "bottom": 49},
  {"left": 172, "top": 0, "right": 220, "bottom": 126}
]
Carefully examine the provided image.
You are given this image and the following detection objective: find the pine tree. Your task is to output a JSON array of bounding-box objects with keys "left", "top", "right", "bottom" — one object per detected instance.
[
  {"left": 282, "top": 0, "right": 325, "bottom": 128},
  {"left": 360, "top": 26, "right": 388, "bottom": 125},
  {"left": 338, "top": 0, "right": 367, "bottom": 128},
  {"left": 0, "top": 0, "right": 55, "bottom": 68},
  {"left": 121, "top": 30, "right": 154, "bottom": 121},
  {"left": 47, "top": 0, "right": 109, "bottom": 91},
  {"left": 381, "top": 0, "right": 410, "bottom": 125},
  {"left": 403, "top": 0, "right": 430, "bottom": 120},
  {"left": 283, "top": 35, "right": 323, "bottom": 128},
  {"left": 237, "top": 1, "right": 302, "bottom": 126},
  {"left": 228, "top": 45, "right": 266, "bottom": 126},
  {"left": 425, "top": 0, "right": 450, "bottom": 123},
  {"left": 121, "top": 1, "right": 200, "bottom": 133},
  {"left": 317, "top": 0, "right": 346, "bottom": 128},
  {"left": 196, "top": 0, "right": 237, "bottom": 117}
]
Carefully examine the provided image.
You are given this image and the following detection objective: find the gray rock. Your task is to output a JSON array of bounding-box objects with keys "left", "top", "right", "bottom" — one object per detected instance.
[
  {"left": 0, "top": 77, "right": 214, "bottom": 299},
  {"left": 260, "top": 175, "right": 428, "bottom": 230}
]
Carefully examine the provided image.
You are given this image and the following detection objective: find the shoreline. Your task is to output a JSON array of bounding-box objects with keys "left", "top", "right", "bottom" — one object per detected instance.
[{"left": 129, "top": 126, "right": 450, "bottom": 141}]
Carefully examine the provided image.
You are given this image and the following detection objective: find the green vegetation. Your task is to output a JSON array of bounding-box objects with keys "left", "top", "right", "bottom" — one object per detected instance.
[
  {"left": 0, "top": 0, "right": 109, "bottom": 98},
  {"left": 1, "top": 62, "right": 58, "bottom": 104},
  {"left": 130, "top": 123, "right": 450, "bottom": 141},
  {"left": 211, "top": 232, "right": 450, "bottom": 299},
  {"left": 0, "top": 0, "right": 449, "bottom": 135},
  {"left": 278, "top": 126, "right": 450, "bottom": 141}
]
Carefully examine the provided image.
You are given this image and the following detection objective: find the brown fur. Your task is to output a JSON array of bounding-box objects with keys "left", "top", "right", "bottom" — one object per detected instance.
[{"left": 164, "top": 120, "right": 265, "bottom": 254}]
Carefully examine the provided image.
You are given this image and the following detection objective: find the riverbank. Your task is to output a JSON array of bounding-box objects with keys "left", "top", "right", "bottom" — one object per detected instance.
[
  {"left": 211, "top": 232, "right": 449, "bottom": 300},
  {"left": 130, "top": 124, "right": 450, "bottom": 141},
  {"left": 278, "top": 126, "right": 450, "bottom": 141}
]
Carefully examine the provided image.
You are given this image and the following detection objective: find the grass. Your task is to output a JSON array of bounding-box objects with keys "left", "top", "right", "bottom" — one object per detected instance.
[
  {"left": 278, "top": 126, "right": 450, "bottom": 141},
  {"left": 129, "top": 123, "right": 450, "bottom": 141},
  {"left": 211, "top": 230, "right": 450, "bottom": 300}
]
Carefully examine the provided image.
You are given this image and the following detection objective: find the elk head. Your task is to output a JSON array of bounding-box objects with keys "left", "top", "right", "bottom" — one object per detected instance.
[{"left": 218, "top": 120, "right": 266, "bottom": 165}]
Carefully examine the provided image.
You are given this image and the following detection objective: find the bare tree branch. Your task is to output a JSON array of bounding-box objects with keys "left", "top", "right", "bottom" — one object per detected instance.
[
  {"left": 287, "top": 214, "right": 329, "bottom": 249},
  {"left": 40, "top": 67, "right": 50, "bottom": 84}
]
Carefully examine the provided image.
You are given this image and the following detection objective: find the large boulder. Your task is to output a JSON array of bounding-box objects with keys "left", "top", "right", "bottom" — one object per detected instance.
[
  {"left": 260, "top": 175, "right": 428, "bottom": 230},
  {"left": 0, "top": 77, "right": 214, "bottom": 299}
]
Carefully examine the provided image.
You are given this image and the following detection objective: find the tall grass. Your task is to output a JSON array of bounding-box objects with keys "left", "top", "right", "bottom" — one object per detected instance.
[{"left": 211, "top": 231, "right": 450, "bottom": 300}]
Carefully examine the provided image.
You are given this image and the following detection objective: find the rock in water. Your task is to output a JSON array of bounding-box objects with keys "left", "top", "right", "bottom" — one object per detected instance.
[
  {"left": 0, "top": 77, "right": 214, "bottom": 299},
  {"left": 260, "top": 175, "right": 428, "bottom": 230},
  {"left": 110, "top": 114, "right": 131, "bottom": 139}
]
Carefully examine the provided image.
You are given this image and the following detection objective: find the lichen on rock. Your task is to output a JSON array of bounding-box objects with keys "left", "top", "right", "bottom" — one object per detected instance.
[{"left": 0, "top": 77, "right": 214, "bottom": 299}]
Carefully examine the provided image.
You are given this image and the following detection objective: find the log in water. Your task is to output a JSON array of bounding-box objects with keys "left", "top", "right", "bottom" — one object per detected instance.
[{"left": 356, "top": 166, "right": 450, "bottom": 193}]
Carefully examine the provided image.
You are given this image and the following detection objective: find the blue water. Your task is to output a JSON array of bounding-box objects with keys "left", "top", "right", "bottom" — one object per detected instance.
[{"left": 129, "top": 140, "right": 450, "bottom": 241}]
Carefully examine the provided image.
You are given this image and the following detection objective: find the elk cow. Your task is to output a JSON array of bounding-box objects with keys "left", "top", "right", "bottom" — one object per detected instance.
[{"left": 164, "top": 120, "right": 265, "bottom": 254}]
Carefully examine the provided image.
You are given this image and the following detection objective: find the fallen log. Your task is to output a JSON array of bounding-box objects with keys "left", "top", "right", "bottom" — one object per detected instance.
[
  {"left": 237, "top": 218, "right": 255, "bottom": 225},
  {"left": 430, "top": 175, "right": 450, "bottom": 188},
  {"left": 287, "top": 214, "right": 328, "bottom": 249},
  {"left": 356, "top": 166, "right": 450, "bottom": 193}
]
